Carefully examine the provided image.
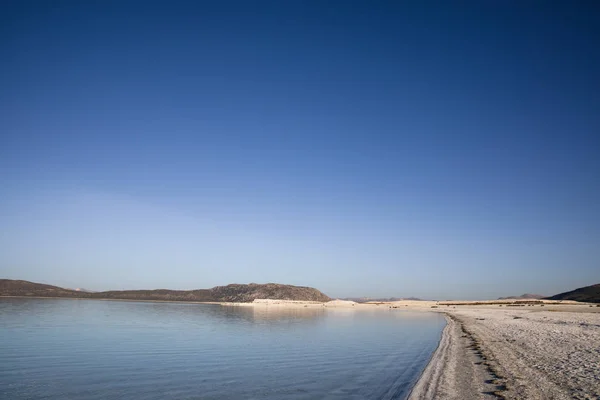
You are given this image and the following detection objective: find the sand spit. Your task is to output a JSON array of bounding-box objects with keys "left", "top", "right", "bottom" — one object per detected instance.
[
  {"left": 410, "top": 306, "right": 600, "bottom": 400},
  {"left": 252, "top": 299, "right": 324, "bottom": 305}
]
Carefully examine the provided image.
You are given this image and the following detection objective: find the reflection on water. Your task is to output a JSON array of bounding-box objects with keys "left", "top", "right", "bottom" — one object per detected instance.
[
  {"left": 0, "top": 298, "right": 445, "bottom": 400},
  {"left": 249, "top": 304, "right": 326, "bottom": 322}
]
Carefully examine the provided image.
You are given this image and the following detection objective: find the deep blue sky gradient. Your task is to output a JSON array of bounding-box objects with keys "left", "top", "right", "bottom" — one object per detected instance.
[{"left": 1, "top": 1, "right": 599, "bottom": 299}]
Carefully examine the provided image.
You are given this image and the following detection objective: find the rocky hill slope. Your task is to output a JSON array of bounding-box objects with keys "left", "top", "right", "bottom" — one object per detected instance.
[
  {"left": 0, "top": 279, "right": 85, "bottom": 298},
  {"left": 210, "top": 283, "right": 330, "bottom": 302},
  {"left": 545, "top": 283, "right": 600, "bottom": 303},
  {"left": 0, "top": 279, "right": 331, "bottom": 303}
]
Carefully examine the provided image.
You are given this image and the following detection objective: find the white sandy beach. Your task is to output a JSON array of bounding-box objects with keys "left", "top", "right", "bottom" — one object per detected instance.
[{"left": 409, "top": 305, "right": 600, "bottom": 400}]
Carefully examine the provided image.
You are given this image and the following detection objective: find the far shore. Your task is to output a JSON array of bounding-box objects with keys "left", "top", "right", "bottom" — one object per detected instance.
[
  {"left": 2, "top": 295, "right": 596, "bottom": 311},
  {"left": 0, "top": 295, "right": 225, "bottom": 305}
]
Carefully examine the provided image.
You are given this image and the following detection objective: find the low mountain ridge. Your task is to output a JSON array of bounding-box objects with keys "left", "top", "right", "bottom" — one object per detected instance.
[
  {"left": 211, "top": 283, "right": 331, "bottom": 302},
  {"left": 0, "top": 279, "right": 84, "bottom": 298},
  {"left": 545, "top": 283, "right": 600, "bottom": 303},
  {"left": 0, "top": 279, "right": 331, "bottom": 303},
  {"left": 498, "top": 294, "right": 544, "bottom": 300}
]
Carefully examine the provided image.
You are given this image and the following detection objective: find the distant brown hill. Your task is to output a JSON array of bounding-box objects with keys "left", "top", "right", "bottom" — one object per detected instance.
[
  {"left": 0, "top": 279, "right": 86, "bottom": 298},
  {"left": 209, "top": 283, "right": 330, "bottom": 302},
  {"left": 498, "top": 294, "right": 544, "bottom": 300},
  {"left": 0, "top": 279, "right": 331, "bottom": 303},
  {"left": 545, "top": 283, "right": 600, "bottom": 304}
]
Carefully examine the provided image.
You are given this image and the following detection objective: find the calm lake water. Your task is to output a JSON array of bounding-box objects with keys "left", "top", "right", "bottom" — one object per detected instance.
[{"left": 0, "top": 299, "right": 445, "bottom": 400}]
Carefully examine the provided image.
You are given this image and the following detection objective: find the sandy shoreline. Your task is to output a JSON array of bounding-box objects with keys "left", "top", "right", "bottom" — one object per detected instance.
[
  {"left": 410, "top": 305, "right": 600, "bottom": 400},
  {"left": 408, "top": 312, "right": 510, "bottom": 400}
]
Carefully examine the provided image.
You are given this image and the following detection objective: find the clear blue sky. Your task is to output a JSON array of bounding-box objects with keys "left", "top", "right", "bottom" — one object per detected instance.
[{"left": 1, "top": 1, "right": 599, "bottom": 299}]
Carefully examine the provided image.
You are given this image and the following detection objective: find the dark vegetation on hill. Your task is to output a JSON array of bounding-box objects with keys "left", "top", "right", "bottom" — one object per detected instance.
[
  {"left": 0, "top": 279, "right": 331, "bottom": 303},
  {"left": 545, "top": 283, "right": 600, "bottom": 304}
]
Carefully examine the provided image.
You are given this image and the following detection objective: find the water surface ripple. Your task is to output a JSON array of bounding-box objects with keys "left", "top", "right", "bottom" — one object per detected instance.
[{"left": 0, "top": 299, "right": 445, "bottom": 399}]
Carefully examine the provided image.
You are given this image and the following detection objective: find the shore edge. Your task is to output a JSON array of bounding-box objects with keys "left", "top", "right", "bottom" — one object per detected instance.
[{"left": 407, "top": 313, "right": 452, "bottom": 399}]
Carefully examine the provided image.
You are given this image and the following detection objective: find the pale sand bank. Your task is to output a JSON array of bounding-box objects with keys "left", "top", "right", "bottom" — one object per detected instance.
[
  {"left": 410, "top": 306, "right": 600, "bottom": 400},
  {"left": 222, "top": 298, "right": 441, "bottom": 309},
  {"left": 221, "top": 298, "right": 586, "bottom": 309},
  {"left": 223, "top": 298, "right": 362, "bottom": 308}
]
